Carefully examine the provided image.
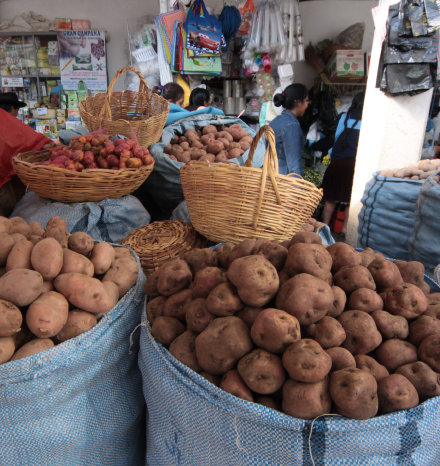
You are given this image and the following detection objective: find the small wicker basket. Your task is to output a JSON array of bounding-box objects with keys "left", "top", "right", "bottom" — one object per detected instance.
[
  {"left": 121, "top": 220, "right": 207, "bottom": 275},
  {"left": 79, "top": 66, "right": 169, "bottom": 148},
  {"left": 180, "top": 125, "right": 323, "bottom": 244},
  {"left": 12, "top": 150, "right": 154, "bottom": 203}
]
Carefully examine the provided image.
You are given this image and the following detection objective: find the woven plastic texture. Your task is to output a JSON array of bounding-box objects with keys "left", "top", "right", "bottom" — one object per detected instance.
[
  {"left": 11, "top": 191, "right": 151, "bottom": 243},
  {"left": 139, "top": 277, "right": 440, "bottom": 465},
  {"left": 0, "top": 246, "right": 146, "bottom": 465},
  {"left": 358, "top": 172, "right": 423, "bottom": 261}
]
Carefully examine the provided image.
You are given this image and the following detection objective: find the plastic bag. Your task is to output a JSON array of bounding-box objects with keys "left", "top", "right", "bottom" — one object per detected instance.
[
  {"left": 424, "top": 0, "right": 440, "bottom": 31},
  {"left": 238, "top": 0, "right": 254, "bottom": 35},
  {"left": 399, "top": 0, "right": 429, "bottom": 37},
  {"left": 335, "top": 22, "right": 365, "bottom": 49}
]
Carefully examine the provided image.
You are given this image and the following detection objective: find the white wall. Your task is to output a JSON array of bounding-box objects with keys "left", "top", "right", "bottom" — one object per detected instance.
[{"left": 1, "top": 0, "right": 378, "bottom": 89}]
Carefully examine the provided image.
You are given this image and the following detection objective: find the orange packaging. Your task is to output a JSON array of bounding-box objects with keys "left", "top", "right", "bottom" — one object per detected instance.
[
  {"left": 72, "top": 19, "right": 91, "bottom": 30},
  {"left": 55, "top": 18, "right": 72, "bottom": 30}
]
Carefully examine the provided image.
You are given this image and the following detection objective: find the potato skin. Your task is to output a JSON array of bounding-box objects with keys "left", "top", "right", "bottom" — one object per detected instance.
[
  {"left": 183, "top": 248, "right": 218, "bottom": 275},
  {"left": 206, "top": 282, "right": 243, "bottom": 317},
  {"left": 0, "top": 336, "right": 15, "bottom": 364},
  {"left": 367, "top": 259, "right": 404, "bottom": 291},
  {"left": 250, "top": 308, "right": 300, "bottom": 353},
  {"left": 237, "top": 348, "right": 285, "bottom": 394},
  {"left": 306, "top": 316, "right": 346, "bottom": 349},
  {"left": 31, "top": 237, "right": 64, "bottom": 280},
  {"left": 90, "top": 242, "right": 115, "bottom": 275},
  {"left": 355, "top": 355, "right": 389, "bottom": 382},
  {"left": 103, "top": 254, "right": 139, "bottom": 298},
  {"left": 192, "top": 267, "right": 226, "bottom": 298},
  {"left": 6, "top": 239, "right": 33, "bottom": 271},
  {"left": 68, "top": 232, "right": 94, "bottom": 256},
  {"left": 418, "top": 334, "right": 440, "bottom": 372},
  {"left": 56, "top": 310, "right": 98, "bottom": 342},
  {"left": 156, "top": 259, "right": 192, "bottom": 297},
  {"left": 220, "top": 369, "right": 253, "bottom": 402},
  {"left": 347, "top": 288, "right": 383, "bottom": 313},
  {"left": 282, "top": 377, "right": 331, "bottom": 419},
  {"left": 384, "top": 283, "right": 428, "bottom": 319},
  {"left": 26, "top": 291, "right": 69, "bottom": 338},
  {"left": 289, "top": 231, "right": 322, "bottom": 245},
  {"left": 329, "top": 368, "right": 378, "bottom": 419},
  {"left": 0, "top": 233, "right": 15, "bottom": 266},
  {"left": 377, "top": 374, "right": 419, "bottom": 414},
  {"left": 0, "top": 299, "right": 22, "bottom": 337},
  {"left": 375, "top": 339, "right": 418, "bottom": 372},
  {"left": 0, "top": 268, "right": 43, "bottom": 307},
  {"left": 408, "top": 315, "right": 440, "bottom": 345},
  {"left": 61, "top": 248, "right": 94, "bottom": 276},
  {"left": 282, "top": 339, "right": 331, "bottom": 383},
  {"left": 184, "top": 298, "right": 213, "bottom": 333},
  {"left": 333, "top": 265, "right": 376, "bottom": 294},
  {"left": 195, "top": 316, "right": 253, "bottom": 375},
  {"left": 227, "top": 255, "right": 279, "bottom": 308},
  {"left": 151, "top": 316, "right": 185, "bottom": 347},
  {"left": 44, "top": 216, "right": 69, "bottom": 248},
  {"left": 326, "top": 242, "right": 362, "bottom": 273},
  {"left": 285, "top": 243, "right": 332, "bottom": 280},
  {"left": 236, "top": 306, "right": 262, "bottom": 328},
  {"left": 254, "top": 241, "right": 288, "bottom": 271},
  {"left": 163, "top": 289, "right": 193, "bottom": 321},
  {"left": 326, "top": 347, "right": 356, "bottom": 371},
  {"left": 395, "top": 361, "right": 440, "bottom": 400},
  {"left": 370, "top": 310, "right": 408, "bottom": 340},
  {"left": 146, "top": 296, "right": 166, "bottom": 324},
  {"left": 11, "top": 338, "right": 55, "bottom": 360},
  {"left": 169, "top": 330, "right": 201, "bottom": 372},
  {"left": 394, "top": 260, "right": 425, "bottom": 288},
  {"left": 327, "top": 286, "right": 346, "bottom": 318}
]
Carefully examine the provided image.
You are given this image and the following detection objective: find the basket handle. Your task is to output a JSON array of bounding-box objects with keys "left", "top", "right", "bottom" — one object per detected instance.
[
  {"left": 244, "top": 125, "right": 282, "bottom": 228},
  {"left": 99, "top": 66, "right": 149, "bottom": 120}
]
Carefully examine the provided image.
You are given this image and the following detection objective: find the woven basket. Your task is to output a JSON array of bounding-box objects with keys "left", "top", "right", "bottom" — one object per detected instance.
[
  {"left": 180, "top": 125, "right": 323, "bottom": 244},
  {"left": 121, "top": 220, "right": 207, "bottom": 275},
  {"left": 12, "top": 150, "right": 154, "bottom": 203},
  {"left": 79, "top": 66, "right": 169, "bottom": 148}
]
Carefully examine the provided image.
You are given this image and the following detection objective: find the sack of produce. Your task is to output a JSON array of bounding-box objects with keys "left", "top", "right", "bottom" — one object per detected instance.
[
  {"left": 0, "top": 215, "right": 146, "bottom": 464},
  {"left": 137, "top": 114, "right": 265, "bottom": 220},
  {"left": 358, "top": 172, "right": 423, "bottom": 261},
  {"left": 11, "top": 191, "right": 150, "bottom": 243},
  {"left": 409, "top": 173, "right": 440, "bottom": 276},
  {"left": 139, "top": 234, "right": 440, "bottom": 464}
]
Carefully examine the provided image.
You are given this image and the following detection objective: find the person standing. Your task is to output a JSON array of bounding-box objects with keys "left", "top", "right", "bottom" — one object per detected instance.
[
  {"left": 321, "top": 92, "right": 365, "bottom": 236},
  {"left": 269, "top": 83, "right": 310, "bottom": 176}
]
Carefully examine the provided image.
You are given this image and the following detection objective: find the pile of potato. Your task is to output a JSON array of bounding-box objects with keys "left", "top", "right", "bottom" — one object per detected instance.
[
  {"left": 0, "top": 215, "right": 138, "bottom": 365},
  {"left": 379, "top": 158, "right": 440, "bottom": 181},
  {"left": 163, "top": 124, "right": 253, "bottom": 163},
  {"left": 145, "top": 234, "right": 440, "bottom": 420}
]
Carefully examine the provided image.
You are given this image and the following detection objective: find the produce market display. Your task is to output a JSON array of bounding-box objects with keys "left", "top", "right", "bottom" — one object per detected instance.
[
  {"left": 0, "top": 215, "right": 139, "bottom": 364},
  {"left": 145, "top": 233, "right": 440, "bottom": 420},
  {"left": 379, "top": 158, "right": 440, "bottom": 181}
]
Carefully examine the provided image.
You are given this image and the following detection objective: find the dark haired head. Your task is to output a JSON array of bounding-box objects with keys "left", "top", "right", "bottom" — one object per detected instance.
[
  {"left": 189, "top": 88, "right": 210, "bottom": 108},
  {"left": 161, "top": 82, "right": 184, "bottom": 103},
  {"left": 273, "top": 83, "right": 308, "bottom": 110}
]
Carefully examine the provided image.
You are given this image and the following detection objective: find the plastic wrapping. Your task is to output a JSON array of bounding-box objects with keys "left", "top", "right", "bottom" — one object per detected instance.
[{"left": 424, "top": 0, "right": 440, "bottom": 31}]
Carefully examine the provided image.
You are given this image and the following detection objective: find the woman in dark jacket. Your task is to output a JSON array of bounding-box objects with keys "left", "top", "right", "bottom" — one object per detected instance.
[{"left": 321, "top": 92, "right": 365, "bottom": 235}]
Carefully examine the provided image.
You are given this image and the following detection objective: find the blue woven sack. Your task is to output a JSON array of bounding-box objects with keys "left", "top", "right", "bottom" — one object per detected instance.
[
  {"left": 139, "top": 277, "right": 440, "bottom": 465},
  {"left": 358, "top": 172, "right": 423, "bottom": 261},
  {"left": 138, "top": 114, "right": 265, "bottom": 220},
  {"left": 409, "top": 173, "right": 440, "bottom": 277},
  {"left": 11, "top": 191, "right": 150, "bottom": 243},
  {"left": 0, "top": 246, "right": 146, "bottom": 465}
]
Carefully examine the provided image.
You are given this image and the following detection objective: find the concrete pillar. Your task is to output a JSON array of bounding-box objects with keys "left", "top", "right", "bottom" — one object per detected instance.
[{"left": 346, "top": 0, "right": 433, "bottom": 247}]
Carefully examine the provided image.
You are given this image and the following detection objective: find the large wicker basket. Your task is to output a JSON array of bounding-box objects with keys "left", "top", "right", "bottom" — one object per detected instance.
[
  {"left": 121, "top": 220, "right": 207, "bottom": 275},
  {"left": 79, "top": 66, "right": 169, "bottom": 148},
  {"left": 180, "top": 125, "right": 323, "bottom": 244},
  {"left": 12, "top": 150, "right": 154, "bottom": 203}
]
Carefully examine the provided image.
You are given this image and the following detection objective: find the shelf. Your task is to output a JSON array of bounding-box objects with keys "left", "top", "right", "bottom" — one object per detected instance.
[
  {"left": 0, "top": 74, "right": 60, "bottom": 79},
  {"left": 0, "top": 32, "right": 58, "bottom": 37}
]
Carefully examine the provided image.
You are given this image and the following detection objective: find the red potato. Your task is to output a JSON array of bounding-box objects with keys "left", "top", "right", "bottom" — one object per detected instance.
[
  {"left": 56, "top": 309, "right": 98, "bottom": 342},
  {"left": 163, "top": 289, "right": 193, "bottom": 321},
  {"left": 370, "top": 310, "right": 409, "bottom": 340},
  {"left": 156, "top": 259, "right": 192, "bottom": 297},
  {"left": 205, "top": 282, "right": 243, "bottom": 317},
  {"left": 326, "top": 242, "right": 362, "bottom": 273},
  {"left": 289, "top": 231, "right": 322, "bottom": 245},
  {"left": 285, "top": 243, "right": 332, "bottom": 280},
  {"left": 184, "top": 298, "right": 213, "bottom": 333},
  {"left": 6, "top": 239, "right": 33, "bottom": 271},
  {"left": 282, "top": 377, "right": 331, "bottom": 419},
  {"left": 44, "top": 216, "right": 69, "bottom": 248},
  {"left": 377, "top": 374, "right": 419, "bottom": 414},
  {"left": 183, "top": 248, "right": 218, "bottom": 275},
  {"left": 0, "top": 233, "right": 15, "bottom": 266},
  {"left": 220, "top": 369, "right": 253, "bottom": 402},
  {"left": 347, "top": 288, "right": 383, "bottom": 313},
  {"left": 11, "top": 338, "right": 55, "bottom": 361},
  {"left": 103, "top": 254, "right": 139, "bottom": 298},
  {"left": 169, "top": 330, "right": 201, "bottom": 372},
  {"left": 191, "top": 267, "right": 226, "bottom": 298},
  {"left": 237, "top": 349, "right": 286, "bottom": 394},
  {"left": 9, "top": 217, "right": 32, "bottom": 238},
  {"left": 375, "top": 339, "right": 418, "bottom": 372},
  {"left": 61, "top": 248, "right": 94, "bottom": 277},
  {"left": 355, "top": 355, "right": 389, "bottom": 382},
  {"left": 0, "top": 268, "right": 43, "bottom": 307},
  {"left": 90, "top": 242, "right": 115, "bottom": 275},
  {"left": 384, "top": 283, "right": 428, "bottom": 319},
  {"left": 250, "top": 308, "right": 301, "bottom": 353},
  {"left": 333, "top": 265, "right": 376, "bottom": 294},
  {"left": 29, "top": 221, "right": 44, "bottom": 237},
  {"left": 367, "top": 259, "right": 404, "bottom": 291},
  {"left": 0, "top": 299, "right": 22, "bottom": 337},
  {"left": 0, "top": 336, "right": 15, "bottom": 364},
  {"left": 68, "top": 232, "right": 94, "bottom": 256},
  {"left": 305, "top": 316, "right": 346, "bottom": 349},
  {"left": 338, "top": 310, "right": 382, "bottom": 355},
  {"left": 30, "top": 237, "right": 64, "bottom": 280},
  {"left": 253, "top": 241, "right": 288, "bottom": 271},
  {"left": 326, "top": 347, "right": 356, "bottom": 371}
]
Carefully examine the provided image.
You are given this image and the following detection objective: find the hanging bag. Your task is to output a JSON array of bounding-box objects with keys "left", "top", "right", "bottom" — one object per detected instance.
[{"left": 238, "top": 0, "right": 255, "bottom": 35}]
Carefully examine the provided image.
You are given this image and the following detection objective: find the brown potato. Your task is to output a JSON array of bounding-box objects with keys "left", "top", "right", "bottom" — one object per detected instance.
[
  {"left": 408, "top": 315, "right": 440, "bottom": 345},
  {"left": 156, "top": 259, "right": 192, "bottom": 297},
  {"left": 151, "top": 316, "right": 185, "bottom": 347},
  {"left": 68, "top": 232, "right": 94, "bottom": 256},
  {"left": 61, "top": 248, "right": 94, "bottom": 277},
  {"left": 90, "top": 242, "right": 115, "bottom": 275},
  {"left": 282, "top": 377, "right": 331, "bottom": 419},
  {"left": 255, "top": 395, "right": 281, "bottom": 411},
  {"left": 146, "top": 296, "right": 166, "bottom": 324},
  {"left": 9, "top": 217, "right": 32, "bottom": 238},
  {"left": 11, "top": 338, "right": 55, "bottom": 361},
  {"left": 0, "top": 233, "right": 14, "bottom": 266},
  {"left": 359, "top": 248, "right": 376, "bottom": 267},
  {"left": 377, "top": 374, "right": 419, "bottom": 414},
  {"left": 282, "top": 339, "right": 331, "bottom": 382},
  {"left": 306, "top": 316, "right": 346, "bottom": 348},
  {"left": 226, "top": 239, "right": 258, "bottom": 264},
  {"left": 201, "top": 134, "right": 215, "bottom": 145},
  {"left": 384, "top": 283, "right": 428, "bottom": 319},
  {"left": 30, "top": 237, "right": 64, "bottom": 281},
  {"left": 394, "top": 260, "right": 425, "bottom": 288},
  {"left": 0, "top": 216, "right": 12, "bottom": 234},
  {"left": 0, "top": 336, "right": 15, "bottom": 364},
  {"left": 0, "top": 268, "right": 43, "bottom": 307},
  {"left": 326, "top": 347, "right": 356, "bottom": 371},
  {"left": 184, "top": 248, "right": 218, "bottom": 275},
  {"left": 6, "top": 239, "right": 33, "bottom": 271},
  {"left": 103, "top": 254, "right": 139, "bottom": 298},
  {"left": 355, "top": 354, "right": 389, "bottom": 382},
  {"left": 370, "top": 310, "right": 409, "bottom": 339},
  {"left": 333, "top": 265, "right": 376, "bottom": 294},
  {"left": 220, "top": 369, "right": 253, "bottom": 402},
  {"left": 338, "top": 310, "right": 382, "bottom": 355},
  {"left": 216, "top": 130, "right": 233, "bottom": 142},
  {"left": 195, "top": 316, "right": 253, "bottom": 375},
  {"left": 289, "top": 231, "right": 322, "bottom": 245},
  {"left": 227, "top": 255, "right": 279, "bottom": 308},
  {"left": 327, "top": 285, "right": 347, "bottom": 318},
  {"left": 29, "top": 221, "right": 44, "bottom": 237},
  {"left": 329, "top": 368, "right": 378, "bottom": 419},
  {"left": 163, "top": 289, "right": 192, "bottom": 321},
  {"left": 56, "top": 309, "right": 98, "bottom": 342},
  {"left": 326, "top": 242, "right": 362, "bottom": 273},
  {"left": 206, "top": 282, "right": 243, "bottom": 317},
  {"left": 347, "top": 288, "right": 383, "bottom": 313},
  {"left": 253, "top": 241, "right": 288, "bottom": 271},
  {"left": 192, "top": 266, "right": 226, "bottom": 299},
  {"left": 202, "top": 124, "right": 217, "bottom": 135},
  {"left": 215, "top": 242, "right": 235, "bottom": 269},
  {"left": 276, "top": 273, "right": 334, "bottom": 325},
  {"left": 169, "top": 330, "right": 201, "bottom": 372},
  {"left": 184, "top": 298, "right": 213, "bottom": 333},
  {"left": 367, "top": 259, "right": 404, "bottom": 291},
  {"left": 418, "top": 334, "right": 440, "bottom": 372},
  {"left": 0, "top": 299, "right": 22, "bottom": 337},
  {"left": 44, "top": 216, "right": 69, "bottom": 248},
  {"left": 250, "top": 308, "right": 300, "bottom": 353},
  {"left": 199, "top": 371, "right": 220, "bottom": 386},
  {"left": 375, "top": 339, "right": 418, "bottom": 372},
  {"left": 285, "top": 243, "right": 332, "bottom": 280},
  {"left": 395, "top": 361, "right": 440, "bottom": 400},
  {"left": 144, "top": 269, "right": 160, "bottom": 299},
  {"left": 237, "top": 348, "right": 285, "bottom": 394},
  {"left": 236, "top": 306, "right": 262, "bottom": 328}
]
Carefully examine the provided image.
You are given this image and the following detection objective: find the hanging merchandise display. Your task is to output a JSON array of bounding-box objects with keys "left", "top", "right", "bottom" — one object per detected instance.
[
  {"left": 238, "top": 0, "right": 255, "bottom": 35},
  {"left": 155, "top": 1, "right": 186, "bottom": 64}
]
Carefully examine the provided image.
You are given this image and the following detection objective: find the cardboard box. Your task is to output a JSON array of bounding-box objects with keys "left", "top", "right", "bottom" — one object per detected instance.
[
  {"left": 327, "top": 50, "right": 365, "bottom": 81},
  {"left": 72, "top": 19, "right": 91, "bottom": 30}
]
